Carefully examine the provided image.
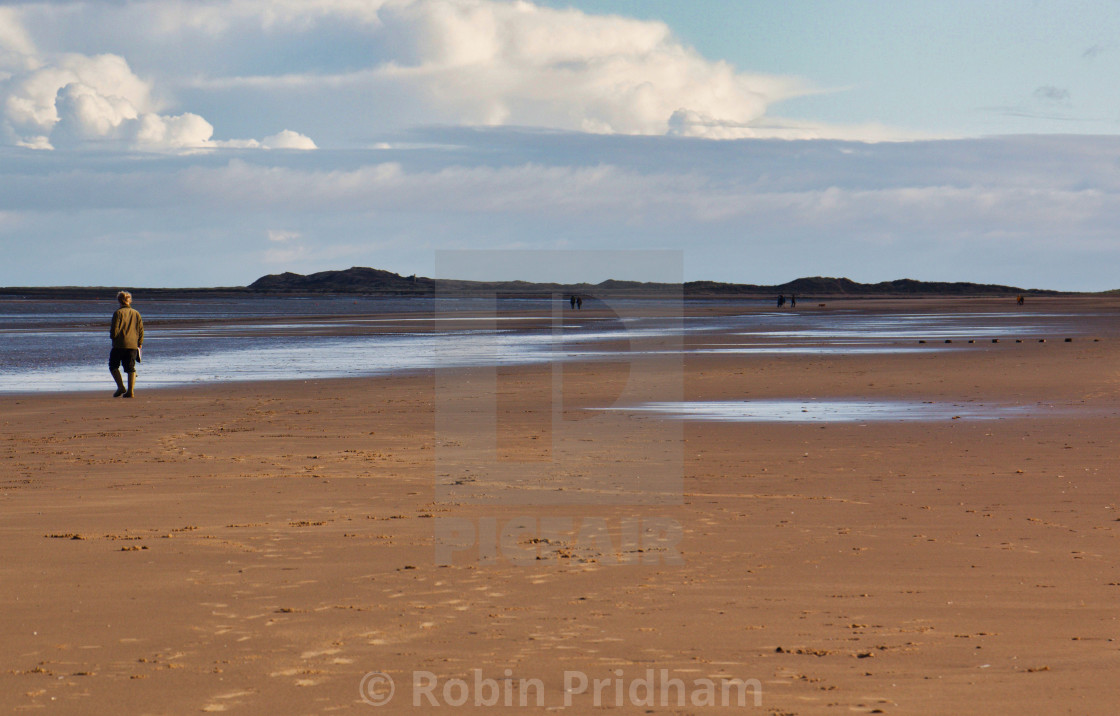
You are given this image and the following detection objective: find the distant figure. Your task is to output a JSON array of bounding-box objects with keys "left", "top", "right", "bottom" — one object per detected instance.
[
  {"left": 1017, "top": 294, "right": 1024, "bottom": 306},
  {"left": 790, "top": 294, "right": 797, "bottom": 308},
  {"left": 109, "top": 291, "right": 144, "bottom": 398},
  {"left": 576, "top": 296, "right": 583, "bottom": 310},
  {"left": 776, "top": 294, "right": 785, "bottom": 308},
  {"left": 570, "top": 295, "right": 576, "bottom": 309}
]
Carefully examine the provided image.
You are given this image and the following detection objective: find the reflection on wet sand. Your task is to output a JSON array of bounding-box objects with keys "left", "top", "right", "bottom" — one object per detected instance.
[
  {"left": 600, "top": 399, "right": 1045, "bottom": 422},
  {"left": 0, "top": 297, "right": 1109, "bottom": 392}
]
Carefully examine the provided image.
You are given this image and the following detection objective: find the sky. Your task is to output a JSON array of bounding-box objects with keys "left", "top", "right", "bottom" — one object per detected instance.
[{"left": 2, "top": 0, "right": 1120, "bottom": 290}]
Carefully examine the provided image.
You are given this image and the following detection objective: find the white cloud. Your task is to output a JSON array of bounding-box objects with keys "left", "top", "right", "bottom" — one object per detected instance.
[
  {"left": 3, "top": 133, "right": 1120, "bottom": 289},
  {"left": 267, "top": 229, "right": 302, "bottom": 242},
  {"left": 145, "top": 0, "right": 392, "bottom": 35},
  {"left": 261, "top": 129, "right": 318, "bottom": 149},
  {"left": 32, "top": 59, "right": 219, "bottom": 150},
  {"left": 211, "top": 129, "right": 317, "bottom": 150},
  {"left": 0, "top": 48, "right": 317, "bottom": 150},
  {"left": 1, "top": 0, "right": 888, "bottom": 144},
  {"left": 53, "top": 81, "right": 140, "bottom": 143},
  {"left": 134, "top": 112, "right": 215, "bottom": 149},
  {"left": 3, "top": 66, "right": 72, "bottom": 146},
  {"left": 0, "top": 6, "right": 317, "bottom": 150},
  {"left": 3, "top": 53, "right": 155, "bottom": 146},
  {"left": 73, "top": 139, "right": 1099, "bottom": 245},
  {"left": 218, "top": 0, "right": 820, "bottom": 138},
  {"left": 0, "top": 7, "right": 38, "bottom": 74},
  {"left": 666, "top": 109, "right": 919, "bottom": 142}
]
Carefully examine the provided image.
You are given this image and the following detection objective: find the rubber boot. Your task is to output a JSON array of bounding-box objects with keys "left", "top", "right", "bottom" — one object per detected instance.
[
  {"left": 112, "top": 368, "right": 126, "bottom": 397},
  {"left": 124, "top": 372, "right": 136, "bottom": 398}
]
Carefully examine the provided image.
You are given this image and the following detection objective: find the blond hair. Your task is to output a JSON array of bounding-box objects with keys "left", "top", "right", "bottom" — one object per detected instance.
[{"left": 117, "top": 291, "right": 132, "bottom": 306}]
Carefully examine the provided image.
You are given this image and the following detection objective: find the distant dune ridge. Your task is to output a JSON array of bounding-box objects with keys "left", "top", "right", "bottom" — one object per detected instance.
[
  {"left": 249, "top": 267, "right": 433, "bottom": 292},
  {"left": 0, "top": 266, "right": 1067, "bottom": 298},
  {"left": 247, "top": 267, "right": 1058, "bottom": 297}
]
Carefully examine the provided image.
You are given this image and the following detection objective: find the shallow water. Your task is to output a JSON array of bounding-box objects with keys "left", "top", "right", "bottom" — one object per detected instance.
[
  {"left": 0, "top": 297, "right": 1105, "bottom": 392},
  {"left": 2, "top": 324, "right": 596, "bottom": 392},
  {"left": 726, "top": 310, "right": 1062, "bottom": 342},
  {"left": 602, "top": 399, "right": 1043, "bottom": 423}
]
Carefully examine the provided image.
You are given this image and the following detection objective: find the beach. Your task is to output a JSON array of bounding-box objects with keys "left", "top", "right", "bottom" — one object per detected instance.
[{"left": 2, "top": 297, "right": 1120, "bottom": 714}]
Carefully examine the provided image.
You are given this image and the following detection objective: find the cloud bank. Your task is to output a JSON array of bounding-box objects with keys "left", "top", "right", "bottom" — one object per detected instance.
[{"left": 2, "top": 132, "right": 1119, "bottom": 290}]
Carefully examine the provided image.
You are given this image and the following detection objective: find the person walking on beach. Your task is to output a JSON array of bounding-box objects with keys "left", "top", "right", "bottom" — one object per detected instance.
[
  {"left": 777, "top": 294, "right": 785, "bottom": 308},
  {"left": 790, "top": 294, "right": 797, "bottom": 308},
  {"left": 576, "top": 296, "right": 582, "bottom": 310},
  {"left": 570, "top": 295, "right": 576, "bottom": 309},
  {"left": 109, "top": 291, "right": 143, "bottom": 398}
]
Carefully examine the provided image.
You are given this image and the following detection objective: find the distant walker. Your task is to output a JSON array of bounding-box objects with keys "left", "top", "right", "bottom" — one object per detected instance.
[{"left": 109, "top": 291, "right": 144, "bottom": 398}]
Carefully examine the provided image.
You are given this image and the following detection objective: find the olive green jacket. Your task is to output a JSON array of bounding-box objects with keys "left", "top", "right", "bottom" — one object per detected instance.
[{"left": 111, "top": 306, "right": 144, "bottom": 350}]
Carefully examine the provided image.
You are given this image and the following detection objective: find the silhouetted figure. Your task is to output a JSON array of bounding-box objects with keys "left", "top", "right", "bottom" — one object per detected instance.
[
  {"left": 790, "top": 294, "right": 797, "bottom": 308},
  {"left": 777, "top": 294, "right": 785, "bottom": 308},
  {"left": 1017, "top": 294, "right": 1024, "bottom": 306},
  {"left": 576, "top": 296, "right": 582, "bottom": 310},
  {"left": 570, "top": 295, "right": 576, "bottom": 309}
]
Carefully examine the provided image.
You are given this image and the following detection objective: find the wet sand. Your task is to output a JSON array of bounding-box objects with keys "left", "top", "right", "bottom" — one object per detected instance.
[{"left": 2, "top": 298, "right": 1120, "bottom": 714}]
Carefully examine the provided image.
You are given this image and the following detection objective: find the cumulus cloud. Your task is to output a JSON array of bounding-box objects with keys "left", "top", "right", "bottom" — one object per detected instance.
[
  {"left": 2, "top": 0, "right": 891, "bottom": 144},
  {"left": 368, "top": 0, "right": 806, "bottom": 136},
  {"left": 0, "top": 48, "right": 316, "bottom": 150},
  {"left": 261, "top": 129, "right": 318, "bottom": 149},
  {"left": 2, "top": 53, "right": 156, "bottom": 147},
  {"left": 132, "top": 112, "right": 216, "bottom": 149},
  {"left": 211, "top": 0, "right": 821, "bottom": 139},
  {"left": 11, "top": 54, "right": 217, "bottom": 150},
  {"left": 0, "top": 7, "right": 316, "bottom": 150}
]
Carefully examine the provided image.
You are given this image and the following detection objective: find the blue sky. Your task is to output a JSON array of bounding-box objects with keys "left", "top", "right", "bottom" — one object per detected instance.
[
  {"left": 548, "top": 0, "right": 1120, "bottom": 138},
  {"left": 1, "top": 0, "right": 1119, "bottom": 290}
]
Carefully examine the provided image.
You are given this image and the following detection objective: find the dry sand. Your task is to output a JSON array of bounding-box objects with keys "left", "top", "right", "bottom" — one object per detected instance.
[{"left": 2, "top": 298, "right": 1120, "bottom": 714}]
